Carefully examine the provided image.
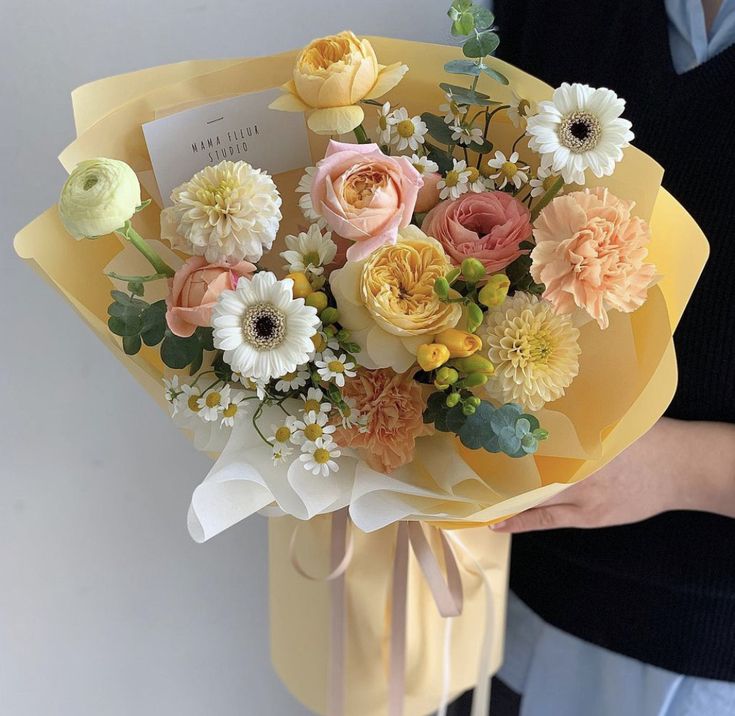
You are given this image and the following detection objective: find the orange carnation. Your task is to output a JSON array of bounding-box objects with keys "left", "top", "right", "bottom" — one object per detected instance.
[{"left": 332, "top": 367, "right": 430, "bottom": 474}]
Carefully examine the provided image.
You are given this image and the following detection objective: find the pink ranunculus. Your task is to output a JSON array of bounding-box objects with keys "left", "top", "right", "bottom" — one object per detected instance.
[
  {"left": 310, "top": 140, "right": 423, "bottom": 262},
  {"left": 414, "top": 172, "right": 442, "bottom": 213},
  {"left": 421, "top": 191, "right": 532, "bottom": 273},
  {"left": 530, "top": 188, "right": 656, "bottom": 330},
  {"left": 165, "top": 257, "right": 256, "bottom": 337}
]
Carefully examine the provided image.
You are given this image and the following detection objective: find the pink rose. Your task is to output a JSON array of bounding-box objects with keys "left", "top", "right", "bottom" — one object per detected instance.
[
  {"left": 415, "top": 172, "right": 442, "bottom": 213},
  {"left": 421, "top": 191, "right": 532, "bottom": 273},
  {"left": 310, "top": 140, "right": 423, "bottom": 262},
  {"left": 166, "top": 257, "right": 256, "bottom": 337}
]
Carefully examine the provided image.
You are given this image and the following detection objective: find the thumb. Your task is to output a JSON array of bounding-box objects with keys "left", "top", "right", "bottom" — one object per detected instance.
[{"left": 491, "top": 504, "right": 579, "bottom": 534}]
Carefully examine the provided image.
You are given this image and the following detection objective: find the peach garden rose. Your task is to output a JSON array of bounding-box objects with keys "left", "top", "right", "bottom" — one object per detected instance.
[
  {"left": 166, "top": 257, "right": 256, "bottom": 337},
  {"left": 309, "top": 140, "right": 423, "bottom": 262}
]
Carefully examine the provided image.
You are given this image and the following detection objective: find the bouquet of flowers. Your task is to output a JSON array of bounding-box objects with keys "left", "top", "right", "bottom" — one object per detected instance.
[{"left": 15, "top": 2, "right": 708, "bottom": 715}]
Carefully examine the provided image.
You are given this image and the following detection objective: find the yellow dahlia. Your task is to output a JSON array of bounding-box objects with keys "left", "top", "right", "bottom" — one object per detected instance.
[{"left": 482, "top": 292, "right": 580, "bottom": 411}]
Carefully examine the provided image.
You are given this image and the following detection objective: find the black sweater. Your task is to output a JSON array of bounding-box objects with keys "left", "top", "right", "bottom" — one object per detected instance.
[{"left": 493, "top": 0, "right": 735, "bottom": 680}]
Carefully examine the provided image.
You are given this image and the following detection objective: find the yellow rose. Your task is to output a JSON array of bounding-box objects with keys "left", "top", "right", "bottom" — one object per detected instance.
[
  {"left": 269, "top": 31, "right": 408, "bottom": 135},
  {"left": 330, "top": 226, "right": 462, "bottom": 372},
  {"left": 435, "top": 328, "right": 483, "bottom": 358},
  {"left": 416, "top": 343, "right": 451, "bottom": 371}
]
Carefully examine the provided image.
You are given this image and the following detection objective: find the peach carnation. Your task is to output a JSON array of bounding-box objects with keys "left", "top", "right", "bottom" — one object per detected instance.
[
  {"left": 332, "top": 368, "right": 429, "bottom": 474},
  {"left": 531, "top": 188, "right": 656, "bottom": 329}
]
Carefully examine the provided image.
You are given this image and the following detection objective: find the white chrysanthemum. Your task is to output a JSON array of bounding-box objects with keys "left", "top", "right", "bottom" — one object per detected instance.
[
  {"left": 315, "top": 352, "right": 357, "bottom": 387},
  {"left": 391, "top": 108, "right": 427, "bottom": 152},
  {"left": 376, "top": 102, "right": 396, "bottom": 145},
  {"left": 437, "top": 159, "right": 471, "bottom": 200},
  {"left": 486, "top": 151, "right": 530, "bottom": 190},
  {"left": 508, "top": 90, "right": 534, "bottom": 129},
  {"left": 212, "top": 272, "right": 320, "bottom": 383},
  {"left": 483, "top": 292, "right": 581, "bottom": 411},
  {"left": 160, "top": 160, "right": 282, "bottom": 262},
  {"left": 292, "top": 410, "right": 337, "bottom": 446},
  {"left": 440, "top": 92, "right": 468, "bottom": 126},
  {"left": 451, "top": 124, "right": 484, "bottom": 146},
  {"left": 526, "top": 83, "right": 634, "bottom": 185},
  {"left": 410, "top": 154, "right": 439, "bottom": 175},
  {"left": 295, "top": 166, "right": 328, "bottom": 229},
  {"left": 299, "top": 436, "right": 341, "bottom": 477},
  {"left": 281, "top": 224, "right": 337, "bottom": 277},
  {"left": 529, "top": 163, "right": 562, "bottom": 198}
]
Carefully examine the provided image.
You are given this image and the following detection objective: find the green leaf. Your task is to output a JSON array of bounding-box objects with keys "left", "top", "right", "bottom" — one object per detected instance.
[
  {"left": 458, "top": 401, "right": 495, "bottom": 449},
  {"left": 213, "top": 352, "right": 233, "bottom": 383},
  {"left": 472, "top": 137, "right": 494, "bottom": 154},
  {"left": 140, "top": 300, "right": 167, "bottom": 347},
  {"left": 444, "top": 59, "right": 481, "bottom": 77},
  {"left": 521, "top": 414, "right": 540, "bottom": 432},
  {"left": 471, "top": 6, "right": 494, "bottom": 30},
  {"left": 479, "top": 65, "right": 509, "bottom": 85},
  {"left": 421, "top": 113, "right": 456, "bottom": 145},
  {"left": 463, "top": 31, "right": 500, "bottom": 59},
  {"left": 127, "top": 281, "right": 144, "bottom": 297},
  {"left": 110, "top": 290, "right": 131, "bottom": 305},
  {"left": 135, "top": 199, "right": 152, "bottom": 213},
  {"left": 108, "top": 314, "right": 141, "bottom": 337},
  {"left": 438, "top": 83, "right": 500, "bottom": 107},
  {"left": 160, "top": 331, "right": 197, "bottom": 369},
  {"left": 425, "top": 142, "right": 455, "bottom": 174},
  {"left": 450, "top": 10, "right": 475, "bottom": 36},
  {"left": 445, "top": 405, "right": 468, "bottom": 433},
  {"left": 490, "top": 403, "right": 522, "bottom": 434},
  {"left": 122, "top": 334, "right": 142, "bottom": 355}
]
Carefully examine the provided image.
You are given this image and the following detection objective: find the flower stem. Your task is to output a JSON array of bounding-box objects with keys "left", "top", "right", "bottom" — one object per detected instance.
[
  {"left": 530, "top": 176, "right": 564, "bottom": 222},
  {"left": 106, "top": 271, "right": 169, "bottom": 283},
  {"left": 116, "top": 225, "right": 175, "bottom": 277},
  {"left": 353, "top": 123, "right": 370, "bottom": 144}
]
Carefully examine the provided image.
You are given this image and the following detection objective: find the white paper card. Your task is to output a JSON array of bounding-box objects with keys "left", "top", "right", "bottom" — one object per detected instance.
[{"left": 143, "top": 88, "right": 311, "bottom": 205}]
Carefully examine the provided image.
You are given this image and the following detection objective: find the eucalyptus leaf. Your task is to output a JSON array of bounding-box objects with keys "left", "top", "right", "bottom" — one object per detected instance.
[
  {"left": 127, "top": 281, "right": 144, "bottom": 297},
  {"left": 140, "top": 300, "right": 167, "bottom": 346},
  {"left": 471, "top": 6, "right": 494, "bottom": 30},
  {"left": 498, "top": 427, "right": 522, "bottom": 455},
  {"left": 160, "top": 331, "right": 197, "bottom": 369},
  {"left": 438, "top": 83, "right": 499, "bottom": 107},
  {"left": 122, "top": 334, "right": 142, "bottom": 356},
  {"left": 458, "top": 401, "right": 495, "bottom": 449},
  {"left": 110, "top": 290, "right": 131, "bottom": 305},
  {"left": 421, "top": 113, "right": 456, "bottom": 145},
  {"left": 444, "top": 59, "right": 481, "bottom": 77},
  {"left": 445, "top": 405, "right": 468, "bottom": 433},
  {"left": 479, "top": 65, "right": 509, "bottom": 85},
  {"left": 425, "top": 142, "right": 455, "bottom": 174},
  {"left": 108, "top": 315, "right": 141, "bottom": 337},
  {"left": 463, "top": 31, "right": 500, "bottom": 59}
]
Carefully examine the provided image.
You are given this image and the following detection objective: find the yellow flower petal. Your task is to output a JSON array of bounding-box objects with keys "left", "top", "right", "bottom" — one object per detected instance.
[
  {"left": 307, "top": 105, "right": 365, "bottom": 135},
  {"left": 268, "top": 88, "right": 311, "bottom": 113},
  {"left": 364, "top": 62, "right": 409, "bottom": 100}
]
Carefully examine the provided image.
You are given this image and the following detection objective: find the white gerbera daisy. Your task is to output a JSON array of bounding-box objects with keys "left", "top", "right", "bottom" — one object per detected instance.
[
  {"left": 160, "top": 160, "right": 282, "bottom": 263},
  {"left": 220, "top": 389, "right": 248, "bottom": 427},
  {"left": 376, "top": 102, "right": 396, "bottom": 145},
  {"left": 295, "top": 166, "right": 327, "bottom": 228},
  {"left": 197, "top": 384, "right": 231, "bottom": 422},
  {"left": 275, "top": 368, "right": 310, "bottom": 392},
  {"left": 487, "top": 151, "right": 530, "bottom": 190},
  {"left": 281, "top": 224, "right": 337, "bottom": 277},
  {"left": 508, "top": 90, "right": 534, "bottom": 129},
  {"left": 292, "top": 410, "right": 337, "bottom": 445},
  {"left": 529, "top": 164, "right": 562, "bottom": 198},
  {"left": 437, "top": 159, "right": 472, "bottom": 200},
  {"left": 301, "top": 387, "right": 331, "bottom": 416},
  {"left": 410, "top": 154, "right": 439, "bottom": 175},
  {"left": 391, "top": 108, "right": 427, "bottom": 152},
  {"left": 525, "top": 82, "right": 634, "bottom": 185},
  {"left": 212, "top": 271, "right": 320, "bottom": 383},
  {"left": 315, "top": 352, "right": 357, "bottom": 387},
  {"left": 440, "top": 92, "right": 468, "bottom": 126},
  {"left": 299, "top": 436, "right": 341, "bottom": 477},
  {"left": 451, "top": 124, "right": 484, "bottom": 146}
]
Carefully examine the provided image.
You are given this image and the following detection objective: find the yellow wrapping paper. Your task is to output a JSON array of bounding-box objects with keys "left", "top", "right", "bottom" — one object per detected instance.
[{"left": 13, "top": 37, "right": 708, "bottom": 716}]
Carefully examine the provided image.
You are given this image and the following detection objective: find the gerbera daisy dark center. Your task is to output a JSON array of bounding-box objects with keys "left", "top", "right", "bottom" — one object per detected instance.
[
  {"left": 559, "top": 111, "right": 602, "bottom": 153},
  {"left": 242, "top": 303, "right": 286, "bottom": 350}
]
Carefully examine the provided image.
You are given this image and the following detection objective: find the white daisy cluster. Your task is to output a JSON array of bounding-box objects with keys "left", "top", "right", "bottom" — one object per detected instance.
[
  {"left": 281, "top": 224, "right": 337, "bottom": 281},
  {"left": 437, "top": 159, "right": 492, "bottom": 200},
  {"left": 375, "top": 102, "right": 428, "bottom": 152}
]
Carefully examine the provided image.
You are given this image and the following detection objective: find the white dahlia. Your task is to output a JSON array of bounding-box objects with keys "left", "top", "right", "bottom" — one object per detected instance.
[
  {"left": 161, "top": 160, "right": 282, "bottom": 263},
  {"left": 526, "top": 83, "right": 634, "bottom": 185},
  {"left": 212, "top": 272, "right": 319, "bottom": 383},
  {"left": 483, "top": 292, "right": 581, "bottom": 412}
]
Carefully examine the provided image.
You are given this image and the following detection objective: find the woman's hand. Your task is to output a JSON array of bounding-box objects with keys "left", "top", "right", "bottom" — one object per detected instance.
[{"left": 492, "top": 417, "right": 735, "bottom": 534}]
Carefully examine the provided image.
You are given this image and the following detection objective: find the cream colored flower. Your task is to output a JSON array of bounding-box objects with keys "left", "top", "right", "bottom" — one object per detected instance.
[
  {"left": 59, "top": 158, "right": 140, "bottom": 239},
  {"left": 269, "top": 31, "right": 408, "bottom": 135},
  {"left": 483, "top": 292, "right": 581, "bottom": 411},
  {"left": 330, "top": 225, "right": 462, "bottom": 371},
  {"left": 487, "top": 151, "right": 529, "bottom": 190},
  {"left": 161, "top": 160, "right": 281, "bottom": 263},
  {"left": 281, "top": 223, "right": 337, "bottom": 277}
]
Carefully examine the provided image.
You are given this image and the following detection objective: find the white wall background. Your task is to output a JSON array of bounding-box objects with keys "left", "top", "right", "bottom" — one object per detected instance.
[{"left": 0, "top": 1, "right": 462, "bottom": 714}]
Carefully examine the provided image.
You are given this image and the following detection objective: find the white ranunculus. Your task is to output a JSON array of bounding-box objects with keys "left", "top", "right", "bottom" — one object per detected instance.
[{"left": 58, "top": 158, "right": 141, "bottom": 239}]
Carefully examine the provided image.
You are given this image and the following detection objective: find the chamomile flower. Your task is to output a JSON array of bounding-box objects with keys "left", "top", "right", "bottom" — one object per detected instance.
[
  {"left": 409, "top": 154, "right": 439, "bottom": 175},
  {"left": 487, "top": 151, "right": 530, "bottom": 190},
  {"left": 163, "top": 375, "right": 182, "bottom": 415},
  {"left": 220, "top": 389, "right": 248, "bottom": 427},
  {"left": 292, "top": 410, "right": 337, "bottom": 446},
  {"left": 270, "top": 416, "right": 300, "bottom": 447},
  {"left": 272, "top": 444, "right": 293, "bottom": 465},
  {"left": 295, "top": 166, "right": 327, "bottom": 229},
  {"left": 525, "top": 82, "right": 634, "bottom": 185},
  {"left": 275, "top": 368, "right": 310, "bottom": 392},
  {"left": 451, "top": 124, "right": 484, "bottom": 146},
  {"left": 376, "top": 102, "right": 396, "bottom": 145},
  {"left": 508, "top": 90, "right": 534, "bottom": 129},
  {"left": 437, "top": 159, "right": 472, "bottom": 200},
  {"left": 197, "top": 384, "right": 231, "bottom": 422},
  {"left": 301, "top": 387, "right": 332, "bottom": 416},
  {"left": 180, "top": 383, "right": 205, "bottom": 419},
  {"left": 466, "top": 166, "right": 487, "bottom": 193},
  {"left": 281, "top": 224, "right": 337, "bottom": 277},
  {"left": 529, "top": 163, "right": 562, "bottom": 198},
  {"left": 391, "top": 108, "right": 427, "bottom": 152},
  {"left": 299, "top": 436, "right": 341, "bottom": 477},
  {"left": 315, "top": 352, "right": 356, "bottom": 387},
  {"left": 337, "top": 397, "right": 364, "bottom": 429},
  {"left": 234, "top": 375, "right": 269, "bottom": 400},
  {"left": 440, "top": 92, "right": 468, "bottom": 125}
]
